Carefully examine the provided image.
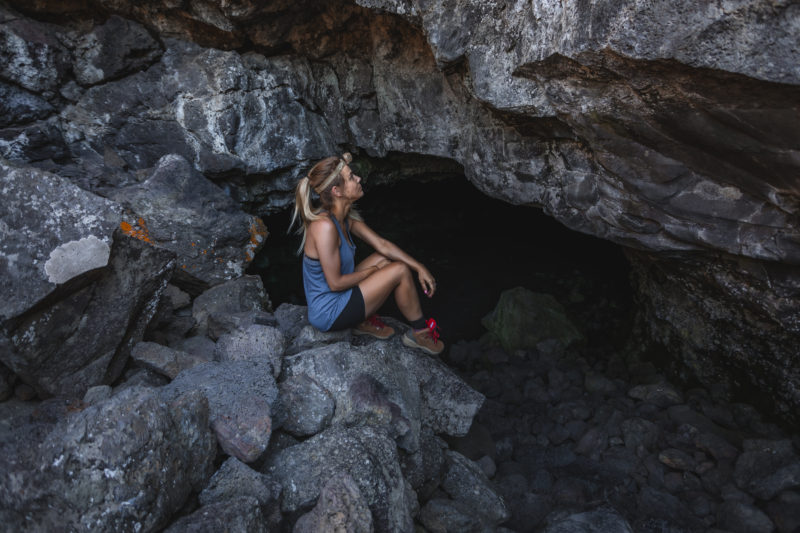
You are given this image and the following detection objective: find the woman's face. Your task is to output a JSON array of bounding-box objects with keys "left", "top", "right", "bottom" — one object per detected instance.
[{"left": 339, "top": 166, "right": 364, "bottom": 201}]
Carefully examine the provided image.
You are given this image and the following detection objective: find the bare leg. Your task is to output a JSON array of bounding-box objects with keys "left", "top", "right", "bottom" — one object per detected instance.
[
  {"left": 355, "top": 252, "right": 391, "bottom": 272},
  {"left": 358, "top": 261, "right": 423, "bottom": 321}
]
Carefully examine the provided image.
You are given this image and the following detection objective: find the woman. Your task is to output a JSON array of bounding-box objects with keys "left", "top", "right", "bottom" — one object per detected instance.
[{"left": 291, "top": 152, "right": 443, "bottom": 355}]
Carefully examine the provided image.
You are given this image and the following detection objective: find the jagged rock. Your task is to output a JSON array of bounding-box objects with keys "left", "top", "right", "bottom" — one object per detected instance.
[
  {"left": 82, "top": 384, "right": 111, "bottom": 405},
  {"left": 282, "top": 339, "right": 484, "bottom": 452},
  {"left": 131, "top": 341, "right": 210, "bottom": 379},
  {"left": 541, "top": 506, "right": 633, "bottom": 533},
  {"left": 441, "top": 450, "right": 510, "bottom": 525},
  {"left": 192, "top": 275, "right": 271, "bottom": 336},
  {"left": 71, "top": 15, "right": 162, "bottom": 87},
  {"left": 199, "top": 457, "right": 280, "bottom": 508},
  {"left": 0, "top": 386, "right": 216, "bottom": 531},
  {"left": 262, "top": 425, "right": 414, "bottom": 533},
  {"left": 293, "top": 472, "right": 374, "bottom": 533},
  {"left": 164, "top": 360, "right": 278, "bottom": 463},
  {"left": 481, "top": 287, "right": 583, "bottom": 353},
  {"left": 214, "top": 324, "right": 285, "bottom": 377},
  {"left": 273, "top": 373, "right": 335, "bottom": 437},
  {"left": 0, "top": 80, "right": 53, "bottom": 127},
  {"left": 658, "top": 448, "right": 697, "bottom": 472},
  {"left": 419, "top": 498, "right": 494, "bottom": 533},
  {"left": 734, "top": 439, "right": 800, "bottom": 500},
  {"left": 164, "top": 496, "right": 266, "bottom": 533},
  {"left": 170, "top": 335, "right": 217, "bottom": 359},
  {"left": 620, "top": 417, "right": 660, "bottom": 452},
  {"left": 627, "top": 382, "right": 684, "bottom": 407},
  {"left": 0, "top": 5, "right": 70, "bottom": 92},
  {"left": 274, "top": 303, "right": 352, "bottom": 353},
  {"left": 716, "top": 500, "right": 775, "bottom": 533},
  {"left": 765, "top": 491, "right": 800, "bottom": 533},
  {"left": 207, "top": 310, "right": 277, "bottom": 340},
  {"left": 107, "top": 154, "right": 267, "bottom": 286},
  {"left": 400, "top": 429, "right": 446, "bottom": 492}
]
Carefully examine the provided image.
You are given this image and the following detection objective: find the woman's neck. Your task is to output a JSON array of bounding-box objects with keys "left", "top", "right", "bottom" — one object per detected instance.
[{"left": 331, "top": 200, "right": 350, "bottom": 223}]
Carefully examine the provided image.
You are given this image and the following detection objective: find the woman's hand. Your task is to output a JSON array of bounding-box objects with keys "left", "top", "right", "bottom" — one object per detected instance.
[{"left": 418, "top": 266, "right": 437, "bottom": 297}]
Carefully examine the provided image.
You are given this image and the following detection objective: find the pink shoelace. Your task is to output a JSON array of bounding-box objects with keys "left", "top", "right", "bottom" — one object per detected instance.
[
  {"left": 367, "top": 314, "right": 388, "bottom": 329},
  {"left": 424, "top": 318, "right": 440, "bottom": 344}
]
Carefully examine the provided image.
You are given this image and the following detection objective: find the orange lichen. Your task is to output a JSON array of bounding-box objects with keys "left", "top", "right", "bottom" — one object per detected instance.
[
  {"left": 245, "top": 217, "right": 268, "bottom": 261},
  {"left": 120, "top": 217, "right": 153, "bottom": 244}
]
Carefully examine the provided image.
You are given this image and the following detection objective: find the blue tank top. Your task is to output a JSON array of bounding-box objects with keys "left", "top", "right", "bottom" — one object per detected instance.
[{"left": 302, "top": 215, "right": 356, "bottom": 331}]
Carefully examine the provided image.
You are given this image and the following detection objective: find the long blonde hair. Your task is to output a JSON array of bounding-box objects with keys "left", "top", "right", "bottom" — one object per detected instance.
[{"left": 290, "top": 152, "right": 362, "bottom": 254}]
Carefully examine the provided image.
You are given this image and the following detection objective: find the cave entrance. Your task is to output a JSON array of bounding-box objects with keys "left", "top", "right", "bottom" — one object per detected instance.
[{"left": 248, "top": 171, "right": 633, "bottom": 351}]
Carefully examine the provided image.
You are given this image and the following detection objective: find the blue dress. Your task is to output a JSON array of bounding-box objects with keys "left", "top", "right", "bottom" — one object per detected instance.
[{"left": 302, "top": 215, "right": 356, "bottom": 331}]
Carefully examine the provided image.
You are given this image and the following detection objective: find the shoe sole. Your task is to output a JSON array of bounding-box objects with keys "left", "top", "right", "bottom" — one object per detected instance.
[
  {"left": 353, "top": 328, "right": 394, "bottom": 340},
  {"left": 402, "top": 333, "right": 444, "bottom": 355}
]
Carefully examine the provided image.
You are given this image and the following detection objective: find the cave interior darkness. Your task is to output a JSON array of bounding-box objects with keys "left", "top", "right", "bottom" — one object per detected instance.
[{"left": 247, "top": 164, "right": 634, "bottom": 355}]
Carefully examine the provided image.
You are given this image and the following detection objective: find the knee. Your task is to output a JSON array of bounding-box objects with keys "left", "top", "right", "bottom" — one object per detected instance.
[{"left": 389, "top": 261, "right": 412, "bottom": 280}]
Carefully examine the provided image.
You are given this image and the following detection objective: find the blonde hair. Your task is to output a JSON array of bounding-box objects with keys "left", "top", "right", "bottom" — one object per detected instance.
[{"left": 290, "top": 152, "right": 363, "bottom": 253}]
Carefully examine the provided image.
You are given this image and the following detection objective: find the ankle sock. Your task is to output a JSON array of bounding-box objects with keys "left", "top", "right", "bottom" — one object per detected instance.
[{"left": 410, "top": 317, "right": 426, "bottom": 330}]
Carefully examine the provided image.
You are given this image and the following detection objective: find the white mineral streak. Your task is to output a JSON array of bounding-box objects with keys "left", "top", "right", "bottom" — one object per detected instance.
[{"left": 44, "top": 235, "right": 110, "bottom": 284}]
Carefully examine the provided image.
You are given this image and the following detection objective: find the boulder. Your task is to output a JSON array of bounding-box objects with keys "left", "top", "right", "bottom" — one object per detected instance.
[
  {"left": 0, "top": 80, "right": 53, "bottom": 127},
  {"left": 481, "top": 287, "right": 583, "bottom": 353},
  {"left": 282, "top": 339, "right": 484, "bottom": 451},
  {"left": 207, "top": 310, "right": 278, "bottom": 340},
  {"left": 0, "top": 386, "right": 216, "bottom": 531},
  {"left": 293, "top": 472, "right": 374, "bottom": 533},
  {"left": 0, "top": 5, "right": 70, "bottom": 92},
  {"left": 275, "top": 303, "right": 352, "bottom": 353},
  {"left": 215, "top": 324, "right": 285, "bottom": 377},
  {"left": 440, "top": 450, "right": 510, "bottom": 525},
  {"left": 107, "top": 154, "right": 267, "bottom": 287},
  {"left": 262, "top": 425, "right": 414, "bottom": 533},
  {"left": 131, "top": 341, "right": 210, "bottom": 379},
  {"left": 163, "top": 496, "right": 266, "bottom": 533},
  {"left": 273, "top": 373, "right": 335, "bottom": 437},
  {"left": 164, "top": 360, "right": 278, "bottom": 463},
  {"left": 734, "top": 439, "right": 800, "bottom": 500},
  {"left": 199, "top": 457, "right": 280, "bottom": 508},
  {"left": 71, "top": 15, "right": 162, "bottom": 87},
  {"left": 541, "top": 506, "right": 634, "bottom": 533},
  {"left": 192, "top": 275, "right": 271, "bottom": 336}
]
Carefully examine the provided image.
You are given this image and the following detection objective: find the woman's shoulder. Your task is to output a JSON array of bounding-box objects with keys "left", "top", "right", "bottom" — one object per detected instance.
[{"left": 308, "top": 216, "right": 336, "bottom": 237}]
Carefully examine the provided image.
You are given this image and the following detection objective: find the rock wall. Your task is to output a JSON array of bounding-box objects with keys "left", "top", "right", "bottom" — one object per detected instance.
[{"left": 1, "top": 1, "right": 798, "bottom": 417}]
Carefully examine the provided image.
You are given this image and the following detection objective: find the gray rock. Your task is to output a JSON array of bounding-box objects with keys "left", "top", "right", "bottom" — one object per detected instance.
[
  {"left": 0, "top": 80, "right": 53, "bottom": 127},
  {"left": 131, "top": 341, "right": 210, "bottom": 379},
  {"left": 82, "top": 384, "right": 111, "bottom": 405},
  {"left": 293, "top": 472, "right": 374, "bottom": 533},
  {"left": 441, "top": 450, "right": 510, "bottom": 525},
  {"left": 658, "top": 448, "right": 697, "bottom": 472},
  {"left": 0, "top": 6, "right": 70, "bottom": 92},
  {"left": 418, "top": 498, "right": 494, "bottom": 533},
  {"left": 107, "top": 154, "right": 267, "bottom": 286},
  {"left": 283, "top": 340, "right": 483, "bottom": 452},
  {"left": 542, "top": 506, "right": 633, "bottom": 533},
  {"left": 765, "top": 491, "right": 800, "bottom": 533},
  {"left": 207, "top": 310, "right": 277, "bottom": 340},
  {"left": 734, "top": 439, "right": 800, "bottom": 500},
  {"left": 273, "top": 373, "right": 334, "bottom": 437},
  {"left": 165, "top": 360, "right": 278, "bottom": 463},
  {"left": 400, "top": 430, "right": 446, "bottom": 492},
  {"left": 171, "top": 335, "right": 217, "bottom": 360},
  {"left": 1, "top": 164, "right": 175, "bottom": 397},
  {"left": 262, "top": 425, "right": 414, "bottom": 533},
  {"left": 290, "top": 324, "right": 353, "bottom": 354},
  {"left": 215, "top": 324, "right": 285, "bottom": 377},
  {"left": 72, "top": 15, "right": 162, "bottom": 87},
  {"left": 337, "top": 373, "right": 413, "bottom": 447},
  {"left": 164, "top": 496, "right": 266, "bottom": 533},
  {"left": 620, "top": 417, "right": 660, "bottom": 451},
  {"left": 0, "top": 386, "right": 215, "bottom": 531},
  {"left": 481, "top": 287, "right": 583, "bottom": 353},
  {"left": 716, "top": 500, "right": 775, "bottom": 533},
  {"left": 199, "top": 457, "right": 280, "bottom": 508},
  {"left": 192, "top": 275, "right": 271, "bottom": 336},
  {"left": 627, "top": 382, "right": 684, "bottom": 407}
]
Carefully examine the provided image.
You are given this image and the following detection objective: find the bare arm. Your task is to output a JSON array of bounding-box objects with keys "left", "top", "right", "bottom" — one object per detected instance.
[
  {"left": 350, "top": 219, "right": 437, "bottom": 296},
  {"left": 307, "top": 218, "right": 377, "bottom": 292}
]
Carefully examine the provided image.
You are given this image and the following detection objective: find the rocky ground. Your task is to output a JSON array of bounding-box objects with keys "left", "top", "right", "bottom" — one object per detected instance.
[{"left": 439, "top": 294, "right": 800, "bottom": 533}]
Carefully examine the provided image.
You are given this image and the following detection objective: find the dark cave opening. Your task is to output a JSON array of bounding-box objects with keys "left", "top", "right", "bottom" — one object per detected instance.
[{"left": 248, "top": 174, "right": 634, "bottom": 352}]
